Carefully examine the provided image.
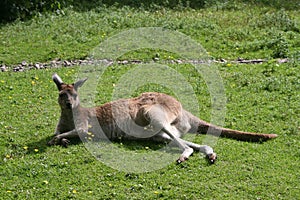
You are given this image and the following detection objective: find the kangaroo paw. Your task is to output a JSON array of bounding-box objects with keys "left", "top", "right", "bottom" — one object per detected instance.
[
  {"left": 61, "top": 138, "right": 70, "bottom": 147},
  {"left": 47, "top": 136, "right": 59, "bottom": 146}
]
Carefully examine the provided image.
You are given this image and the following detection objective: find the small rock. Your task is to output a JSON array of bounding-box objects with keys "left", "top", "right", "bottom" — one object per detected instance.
[
  {"left": 21, "top": 61, "right": 27, "bottom": 66},
  {"left": 71, "top": 60, "right": 77, "bottom": 65},
  {"left": 50, "top": 61, "right": 57, "bottom": 67},
  {"left": 153, "top": 57, "right": 159, "bottom": 62},
  {"left": 131, "top": 60, "right": 142, "bottom": 64},
  {"left": 175, "top": 59, "right": 183, "bottom": 64},
  {"left": 1, "top": 65, "right": 7, "bottom": 72},
  {"left": 28, "top": 66, "right": 34, "bottom": 70},
  {"left": 278, "top": 58, "right": 288, "bottom": 63},
  {"left": 35, "top": 63, "right": 40, "bottom": 69},
  {"left": 13, "top": 66, "right": 24, "bottom": 72},
  {"left": 119, "top": 60, "right": 128, "bottom": 65},
  {"left": 64, "top": 60, "right": 71, "bottom": 66}
]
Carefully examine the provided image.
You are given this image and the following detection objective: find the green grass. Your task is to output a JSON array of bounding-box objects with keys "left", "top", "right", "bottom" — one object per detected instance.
[
  {"left": 1, "top": 61, "right": 299, "bottom": 199},
  {"left": 1, "top": 1, "right": 300, "bottom": 199},
  {"left": 0, "top": 3, "right": 299, "bottom": 65}
]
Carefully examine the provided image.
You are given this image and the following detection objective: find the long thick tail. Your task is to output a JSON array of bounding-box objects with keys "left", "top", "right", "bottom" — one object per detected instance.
[
  {"left": 197, "top": 119, "right": 278, "bottom": 142},
  {"left": 185, "top": 111, "right": 277, "bottom": 142}
]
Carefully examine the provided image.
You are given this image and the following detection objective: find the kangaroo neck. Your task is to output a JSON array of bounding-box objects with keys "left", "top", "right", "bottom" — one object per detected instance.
[{"left": 60, "top": 104, "right": 82, "bottom": 118}]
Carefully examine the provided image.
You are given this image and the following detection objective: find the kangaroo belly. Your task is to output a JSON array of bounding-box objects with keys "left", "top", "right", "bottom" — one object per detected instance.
[{"left": 91, "top": 92, "right": 183, "bottom": 140}]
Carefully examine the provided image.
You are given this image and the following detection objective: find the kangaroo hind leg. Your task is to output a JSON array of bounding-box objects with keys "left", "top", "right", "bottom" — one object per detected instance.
[
  {"left": 177, "top": 138, "right": 217, "bottom": 164},
  {"left": 161, "top": 126, "right": 194, "bottom": 163}
]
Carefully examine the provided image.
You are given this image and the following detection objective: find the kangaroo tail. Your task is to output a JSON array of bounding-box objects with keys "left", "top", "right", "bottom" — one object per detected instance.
[{"left": 197, "top": 119, "right": 278, "bottom": 142}]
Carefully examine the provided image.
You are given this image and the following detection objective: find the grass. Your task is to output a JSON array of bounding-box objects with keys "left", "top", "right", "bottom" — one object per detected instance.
[
  {"left": 0, "top": 3, "right": 299, "bottom": 65},
  {"left": 1, "top": 61, "right": 299, "bottom": 199},
  {"left": 1, "top": 1, "right": 300, "bottom": 199}
]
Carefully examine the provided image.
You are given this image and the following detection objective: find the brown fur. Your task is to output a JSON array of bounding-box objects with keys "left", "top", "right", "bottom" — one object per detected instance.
[{"left": 48, "top": 74, "right": 278, "bottom": 164}]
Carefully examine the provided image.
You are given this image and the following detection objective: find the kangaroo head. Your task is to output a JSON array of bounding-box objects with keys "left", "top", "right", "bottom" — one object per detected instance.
[{"left": 52, "top": 73, "right": 87, "bottom": 110}]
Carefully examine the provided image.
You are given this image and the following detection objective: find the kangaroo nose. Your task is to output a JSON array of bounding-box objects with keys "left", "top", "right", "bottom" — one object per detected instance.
[{"left": 66, "top": 101, "right": 72, "bottom": 108}]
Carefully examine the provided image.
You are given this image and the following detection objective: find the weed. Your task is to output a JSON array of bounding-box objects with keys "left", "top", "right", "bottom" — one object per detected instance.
[
  {"left": 254, "top": 9, "right": 299, "bottom": 32},
  {"left": 268, "top": 33, "right": 290, "bottom": 58}
]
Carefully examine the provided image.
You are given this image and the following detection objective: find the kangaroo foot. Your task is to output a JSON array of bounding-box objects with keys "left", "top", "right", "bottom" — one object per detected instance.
[
  {"left": 176, "top": 156, "right": 188, "bottom": 164},
  {"left": 206, "top": 153, "right": 217, "bottom": 164}
]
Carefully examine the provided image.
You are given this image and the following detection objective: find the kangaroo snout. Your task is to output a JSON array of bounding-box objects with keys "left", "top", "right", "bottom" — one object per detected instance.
[
  {"left": 58, "top": 92, "right": 74, "bottom": 109},
  {"left": 65, "top": 101, "right": 72, "bottom": 109}
]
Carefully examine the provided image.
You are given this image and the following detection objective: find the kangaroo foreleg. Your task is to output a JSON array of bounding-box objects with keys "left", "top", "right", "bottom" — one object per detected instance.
[{"left": 48, "top": 129, "right": 79, "bottom": 147}]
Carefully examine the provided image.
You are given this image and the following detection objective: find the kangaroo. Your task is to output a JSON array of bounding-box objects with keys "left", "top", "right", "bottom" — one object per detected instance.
[{"left": 48, "top": 73, "right": 278, "bottom": 164}]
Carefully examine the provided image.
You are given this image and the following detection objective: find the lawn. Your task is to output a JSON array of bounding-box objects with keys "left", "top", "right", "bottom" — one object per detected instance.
[
  {"left": 0, "top": 1, "right": 299, "bottom": 199},
  {"left": 0, "top": 1, "right": 299, "bottom": 65}
]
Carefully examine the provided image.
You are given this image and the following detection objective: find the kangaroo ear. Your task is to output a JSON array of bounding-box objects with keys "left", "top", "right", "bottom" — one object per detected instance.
[
  {"left": 74, "top": 78, "right": 88, "bottom": 91},
  {"left": 52, "top": 73, "right": 64, "bottom": 90}
]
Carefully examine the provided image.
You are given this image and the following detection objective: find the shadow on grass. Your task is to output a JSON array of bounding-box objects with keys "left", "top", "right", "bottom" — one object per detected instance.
[
  {"left": 25, "top": 134, "right": 171, "bottom": 154},
  {"left": 25, "top": 135, "right": 82, "bottom": 154}
]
